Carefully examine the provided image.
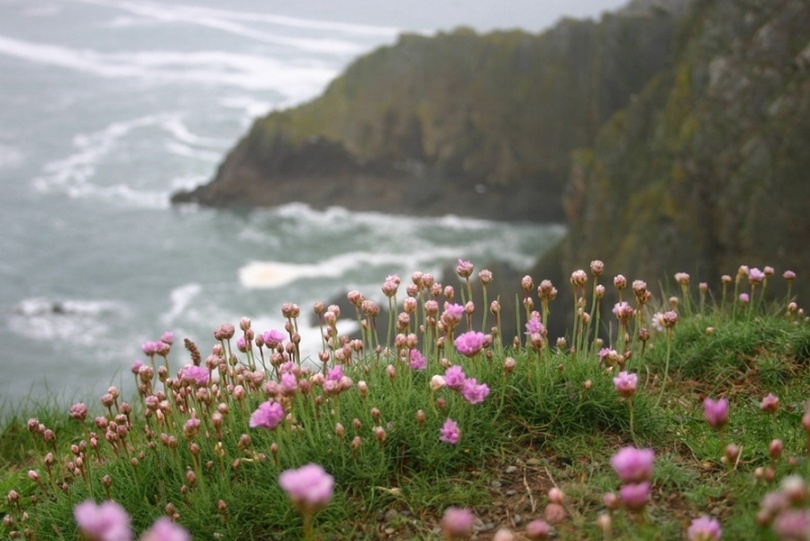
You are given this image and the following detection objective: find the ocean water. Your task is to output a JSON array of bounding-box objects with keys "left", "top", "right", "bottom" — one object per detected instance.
[{"left": 0, "top": 0, "right": 612, "bottom": 410}]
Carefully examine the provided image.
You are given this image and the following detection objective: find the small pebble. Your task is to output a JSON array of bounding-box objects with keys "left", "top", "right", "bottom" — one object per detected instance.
[
  {"left": 505, "top": 465, "right": 518, "bottom": 474},
  {"left": 491, "top": 480, "right": 502, "bottom": 488}
]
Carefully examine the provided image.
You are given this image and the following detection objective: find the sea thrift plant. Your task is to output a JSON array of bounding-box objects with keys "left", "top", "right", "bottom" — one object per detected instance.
[
  {"left": 440, "top": 506, "right": 475, "bottom": 539},
  {"left": 3, "top": 258, "right": 808, "bottom": 540}
]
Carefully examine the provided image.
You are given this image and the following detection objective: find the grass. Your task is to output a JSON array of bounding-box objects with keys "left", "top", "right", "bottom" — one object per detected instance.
[{"left": 1, "top": 264, "right": 809, "bottom": 540}]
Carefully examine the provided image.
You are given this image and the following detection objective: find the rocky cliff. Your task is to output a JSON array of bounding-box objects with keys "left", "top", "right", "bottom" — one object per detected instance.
[
  {"left": 545, "top": 0, "right": 810, "bottom": 305},
  {"left": 171, "top": 4, "right": 683, "bottom": 222}
]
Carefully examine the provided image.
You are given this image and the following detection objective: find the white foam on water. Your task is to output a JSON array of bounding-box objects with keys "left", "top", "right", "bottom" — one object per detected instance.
[
  {"left": 71, "top": 0, "right": 401, "bottom": 38},
  {"left": 218, "top": 95, "right": 275, "bottom": 121},
  {"left": 161, "top": 283, "right": 202, "bottom": 326},
  {"left": 0, "top": 34, "right": 340, "bottom": 96},
  {"left": 32, "top": 113, "right": 174, "bottom": 208},
  {"left": 8, "top": 298, "right": 129, "bottom": 344}
]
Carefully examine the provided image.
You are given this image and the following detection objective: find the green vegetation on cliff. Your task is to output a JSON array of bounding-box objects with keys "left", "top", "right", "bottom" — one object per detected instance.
[
  {"left": 173, "top": 4, "right": 683, "bottom": 222},
  {"left": 556, "top": 0, "right": 810, "bottom": 304}
]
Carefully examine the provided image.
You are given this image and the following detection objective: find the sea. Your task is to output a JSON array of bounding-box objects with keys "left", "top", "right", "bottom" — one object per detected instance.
[{"left": 0, "top": 0, "right": 623, "bottom": 412}]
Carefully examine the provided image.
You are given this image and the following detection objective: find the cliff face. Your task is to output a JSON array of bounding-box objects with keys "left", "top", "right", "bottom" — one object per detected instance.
[
  {"left": 552, "top": 0, "right": 810, "bottom": 302},
  {"left": 172, "top": 5, "right": 683, "bottom": 222}
]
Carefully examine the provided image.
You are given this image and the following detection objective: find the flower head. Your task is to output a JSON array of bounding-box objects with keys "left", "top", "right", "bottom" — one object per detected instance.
[
  {"left": 444, "top": 365, "right": 467, "bottom": 390},
  {"left": 409, "top": 349, "right": 427, "bottom": 371},
  {"left": 140, "top": 517, "right": 191, "bottom": 541},
  {"left": 760, "top": 393, "right": 780, "bottom": 414},
  {"left": 687, "top": 515, "right": 722, "bottom": 541},
  {"left": 619, "top": 482, "right": 650, "bottom": 512},
  {"left": 613, "top": 372, "right": 638, "bottom": 398},
  {"left": 249, "top": 401, "right": 284, "bottom": 430},
  {"left": 703, "top": 397, "right": 729, "bottom": 430},
  {"left": 461, "top": 378, "right": 490, "bottom": 405},
  {"left": 73, "top": 500, "right": 132, "bottom": 541},
  {"left": 439, "top": 418, "right": 460, "bottom": 444},
  {"left": 180, "top": 365, "right": 209, "bottom": 386},
  {"left": 525, "top": 312, "right": 545, "bottom": 336},
  {"left": 610, "top": 446, "right": 655, "bottom": 484},
  {"left": 441, "top": 507, "right": 474, "bottom": 538},
  {"left": 456, "top": 259, "right": 474, "bottom": 279},
  {"left": 454, "top": 331, "right": 486, "bottom": 357},
  {"left": 262, "top": 329, "right": 286, "bottom": 348},
  {"left": 278, "top": 463, "right": 334, "bottom": 514}
]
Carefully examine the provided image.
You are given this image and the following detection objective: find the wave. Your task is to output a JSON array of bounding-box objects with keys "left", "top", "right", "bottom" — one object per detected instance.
[
  {"left": 161, "top": 283, "right": 203, "bottom": 326},
  {"left": 32, "top": 113, "right": 236, "bottom": 207},
  {"left": 7, "top": 297, "right": 129, "bottom": 344},
  {"left": 0, "top": 34, "right": 340, "bottom": 95},
  {"left": 71, "top": 0, "right": 401, "bottom": 38},
  {"left": 32, "top": 113, "right": 174, "bottom": 208}
]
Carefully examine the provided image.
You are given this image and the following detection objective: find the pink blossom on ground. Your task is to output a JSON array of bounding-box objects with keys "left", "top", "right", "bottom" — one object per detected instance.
[
  {"left": 610, "top": 446, "right": 655, "bottom": 484},
  {"left": 773, "top": 509, "right": 810, "bottom": 540},
  {"left": 409, "top": 350, "right": 427, "bottom": 371},
  {"left": 619, "top": 481, "right": 651, "bottom": 512},
  {"left": 444, "top": 365, "right": 467, "bottom": 390},
  {"left": 687, "top": 515, "right": 722, "bottom": 541},
  {"left": 454, "top": 331, "right": 486, "bottom": 357},
  {"left": 525, "top": 519, "right": 552, "bottom": 540},
  {"left": 278, "top": 463, "right": 335, "bottom": 514},
  {"left": 439, "top": 418, "right": 460, "bottom": 444},
  {"left": 461, "top": 378, "right": 490, "bottom": 405},
  {"left": 703, "top": 398, "right": 729, "bottom": 430},
  {"left": 761, "top": 393, "right": 780, "bottom": 414},
  {"left": 73, "top": 500, "right": 132, "bottom": 541},
  {"left": 612, "top": 372, "right": 638, "bottom": 398},
  {"left": 441, "top": 507, "right": 475, "bottom": 538},
  {"left": 140, "top": 517, "right": 191, "bottom": 541},
  {"left": 249, "top": 401, "right": 284, "bottom": 430}
]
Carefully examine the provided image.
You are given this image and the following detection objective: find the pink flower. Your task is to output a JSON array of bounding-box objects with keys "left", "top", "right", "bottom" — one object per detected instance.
[
  {"left": 773, "top": 509, "right": 810, "bottom": 540},
  {"left": 456, "top": 259, "right": 474, "bottom": 278},
  {"left": 612, "top": 301, "right": 634, "bottom": 321},
  {"left": 454, "top": 331, "right": 486, "bottom": 357},
  {"left": 180, "top": 365, "right": 209, "bottom": 386},
  {"left": 610, "top": 446, "right": 655, "bottom": 484},
  {"left": 461, "top": 378, "right": 490, "bottom": 405},
  {"left": 69, "top": 402, "right": 88, "bottom": 422},
  {"left": 619, "top": 482, "right": 650, "bottom": 512},
  {"left": 409, "top": 350, "right": 427, "bottom": 371},
  {"left": 703, "top": 398, "right": 729, "bottom": 430},
  {"left": 278, "top": 463, "right": 334, "bottom": 513},
  {"left": 444, "top": 366, "right": 467, "bottom": 390},
  {"left": 525, "top": 312, "right": 545, "bottom": 336},
  {"left": 760, "top": 393, "right": 780, "bottom": 414},
  {"left": 140, "top": 517, "right": 190, "bottom": 541},
  {"left": 687, "top": 515, "right": 722, "bottom": 541},
  {"left": 249, "top": 401, "right": 284, "bottom": 430},
  {"left": 525, "top": 519, "right": 552, "bottom": 540},
  {"left": 326, "top": 365, "right": 344, "bottom": 382},
  {"left": 262, "top": 329, "right": 286, "bottom": 348},
  {"left": 749, "top": 268, "right": 765, "bottom": 284},
  {"left": 612, "top": 372, "right": 637, "bottom": 398},
  {"left": 439, "top": 418, "right": 460, "bottom": 444},
  {"left": 441, "top": 507, "right": 474, "bottom": 538},
  {"left": 73, "top": 500, "right": 132, "bottom": 541}
]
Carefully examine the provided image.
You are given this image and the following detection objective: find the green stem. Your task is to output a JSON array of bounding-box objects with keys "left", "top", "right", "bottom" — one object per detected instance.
[{"left": 654, "top": 331, "right": 673, "bottom": 408}]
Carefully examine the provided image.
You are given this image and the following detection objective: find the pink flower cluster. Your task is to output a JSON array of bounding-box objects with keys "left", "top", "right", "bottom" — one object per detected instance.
[
  {"left": 610, "top": 446, "right": 655, "bottom": 512},
  {"left": 249, "top": 400, "right": 284, "bottom": 430},
  {"left": 442, "top": 365, "right": 490, "bottom": 405},
  {"left": 74, "top": 500, "right": 190, "bottom": 541},
  {"left": 439, "top": 418, "right": 460, "bottom": 445}
]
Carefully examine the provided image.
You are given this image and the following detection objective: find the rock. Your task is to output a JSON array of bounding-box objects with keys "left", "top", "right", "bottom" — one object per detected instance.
[{"left": 172, "top": 6, "right": 685, "bottom": 224}]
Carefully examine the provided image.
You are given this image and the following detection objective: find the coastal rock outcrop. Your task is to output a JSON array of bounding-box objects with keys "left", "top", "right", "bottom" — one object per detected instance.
[
  {"left": 536, "top": 0, "right": 810, "bottom": 307},
  {"left": 171, "top": 4, "right": 684, "bottom": 222}
]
